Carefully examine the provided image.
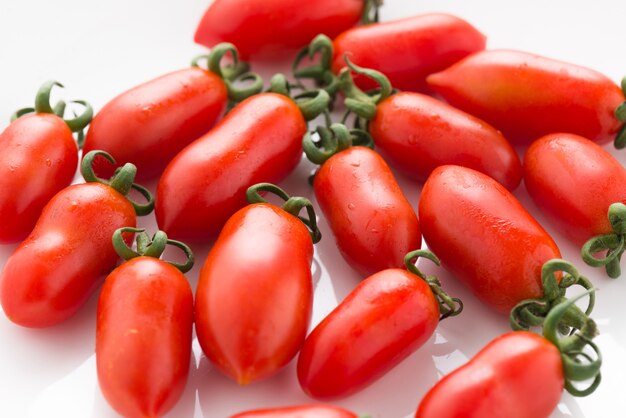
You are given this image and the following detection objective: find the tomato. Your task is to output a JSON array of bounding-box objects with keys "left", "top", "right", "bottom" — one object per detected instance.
[
  {"left": 427, "top": 49, "right": 625, "bottom": 145},
  {"left": 83, "top": 44, "right": 262, "bottom": 180},
  {"left": 195, "top": 183, "right": 319, "bottom": 384},
  {"left": 230, "top": 404, "right": 358, "bottom": 418},
  {"left": 306, "top": 124, "right": 421, "bottom": 277},
  {"left": 0, "top": 151, "right": 152, "bottom": 328},
  {"left": 194, "top": 0, "right": 368, "bottom": 60},
  {"left": 415, "top": 294, "right": 601, "bottom": 418},
  {"left": 415, "top": 331, "right": 563, "bottom": 418},
  {"left": 0, "top": 81, "right": 92, "bottom": 244},
  {"left": 418, "top": 165, "right": 560, "bottom": 313},
  {"left": 97, "top": 228, "right": 194, "bottom": 418},
  {"left": 156, "top": 91, "right": 328, "bottom": 241},
  {"left": 332, "top": 13, "right": 485, "bottom": 93},
  {"left": 297, "top": 251, "right": 458, "bottom": 399}
]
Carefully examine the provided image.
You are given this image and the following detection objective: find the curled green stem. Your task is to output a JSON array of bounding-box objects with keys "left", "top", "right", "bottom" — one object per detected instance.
[
  {"left": 581, "top": 202, "right": 626, "bottom": 278},
  {"left": 112, "top": 227, "right": 194, "bottom": 273},
  {"left": 614, "top": 77, "right": 626, "bottom": 149},
  {"left": 246, "top": 183, "right": 321, "bottom": 244},
  {"left": 294, "top": 89, "right": 331, "bottom": 121},
  {"left": 292, "top": 34, "right": 339, "bottom": 99},
  {"left": 81, "top": 150, "right": 155, "bottom": 216},
  {"left": 543, "top": 290, "right": 602, "bottom": 397},
  {"left": 404, "top": 249, "right": 463, "bottom": 320},
  {"left": 510, "top": 259, "right": 596, "bottom": 335},
  {"left": 362, "top": 0, "right": 383, "bottom": 24},
  {"left": 303, "top": 122, "right": 373, "bottom": 166}
]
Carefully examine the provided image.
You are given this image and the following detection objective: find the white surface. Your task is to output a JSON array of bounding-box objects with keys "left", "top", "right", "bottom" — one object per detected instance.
[{"left": 1, "top": 1, "right": 626, "bottom": 417}]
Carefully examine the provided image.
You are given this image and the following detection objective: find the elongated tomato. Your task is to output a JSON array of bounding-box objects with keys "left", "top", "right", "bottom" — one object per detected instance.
[
  {"left": 418, "top": 165, "right": 560, "bottom": 313},
  {"left": 313, "top": 145, "right": 421, "bottom": 277},
  {"left": 297, "top": 266, "right": 439, "bottom": 399},
  {"left": 231, "top": 404, "right": 358, "bottom": 418},
  {"left": 369, "top": 92, "right": 522, "bottom": 189},
  {"left": 524, "top": 133, "right": 626, "bottom": 244},
  {"left": 195, "top": 0, "right": 364, "bottom": 60},
  {"left": 97, "top": 230, "right": 193, "bottom": 418},
  {"left": 332, "top": 13, "right": 486, "bottom": 93},
  {"left": 195, "top": 185, "right": 316, "bottom": 384},
  {"left": 83, "top": 67, "right": 227, "bottom": 180},
  {"left": 415, "top": 332, "right": 563, "bottom": 418},
  {"left": 427, "top": 49, "right": 625, "bottom": 145},
  {"left": 156, "top": 93, "right": 307, "bottom": 241}
]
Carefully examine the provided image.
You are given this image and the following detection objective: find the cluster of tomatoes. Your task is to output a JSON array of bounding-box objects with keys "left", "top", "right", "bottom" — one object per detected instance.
[{"left": 1, "top": 1, "right": 625, "bottom": 417}]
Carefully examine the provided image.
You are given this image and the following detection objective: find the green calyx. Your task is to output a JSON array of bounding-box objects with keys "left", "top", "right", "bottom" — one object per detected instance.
[
  {"left": 510, "top": 259, "right": 596, "bottom": 338},
  {"left": 246, "top": 183, "right": 321, "bottom": 244},
  {"left": 362, "top": 0, "right": 383, "bottom": 24},
  {"left": 582, "top": 202, "right": 626, "bottom": 278},
  {"left": 542, "top": 290, "right": 602, "bottom": 397},
  {"left": 302, "top": 119, "right": 374, "bottom": 166},
  {"left": 614, "top": 77, "right": 626, "bottom": 149},
  {"left": 268, "top": 73, "right": 331, "bottom": 122},
  {"left": 112, "top": 227, "right": 194, "bottom": 273},
  {"left": 192, "top": 43, "right": 263, "bottom": 104},
  {"left": 11, "top": 80, "right": 93, "bottom": 143},
  {"left": 81, "top": 150, "right": 155, "bottom": 216},
  {"left": 292, "top": 34, "right": 340, "bottom": 100},
  {"left": 404, "top": 249, "right": 463, "bottom": 320},
  {"left": 339, "top": 56, "right": 393, "bottom": 125}
]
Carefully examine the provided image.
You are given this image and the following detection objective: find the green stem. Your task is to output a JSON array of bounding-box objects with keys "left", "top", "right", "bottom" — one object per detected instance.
[
  {"left": 362, "top": 0, "right": 383, "bottom": 24},
  {"left": 302, "top": 122, "right": 373, "bottom": 166},
  {"left": 615, "top": 77, "right": 626, "bottom": 148},
  {"left": 581, "top": 202, "right": 626, "bottom": 278},
  {"left": 246, "top": 183, "right": 322, "bottom": 244},
  {"left": 81, "top": 150, "right": 155, "bottom": 216},
  {"left": 293, "top": 89, "right": 331, "bottom": 121},
  {"left": 404, "top": 249, "right": 463, "bottom": 320},
  {"left": 292, "top": 34, "right": 339, "bottom": 99},
  {"left": 112, "top": 227, "right": 194, "bottom": 273}
]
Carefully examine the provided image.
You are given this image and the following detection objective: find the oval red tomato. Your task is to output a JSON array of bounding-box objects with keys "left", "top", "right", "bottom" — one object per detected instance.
[
  {"left": 369, "top": 92, "right": 522, "bottom": 190},
  {"left": 230, "top": 405, "right": 358, "bottom": 418},
  {"left": 312, "top": 141, "right": 421, "bottom": 277},
  {"left": 97, "top": 255, "right": 193, "bottom": 418},
  {"left": 195, "top": 0, "right": 365, "bottom": 60},
  {"left": 156, "top": 93, "right": 308, "bottom": 241},
  {"left": 332, "top": 13, "right": 485, "bottom": 93},
  {"left": 297, "top": 264, "right": 439, "bottom": 399},
  {"left": 427, "top": 49, "right": 624, "bottom": 145},
  {"left": 195, "top": 186, "right": 315, "bottom": 384},
  {"left": 418, "top": 165, "right": 560, "bottom": 313}
]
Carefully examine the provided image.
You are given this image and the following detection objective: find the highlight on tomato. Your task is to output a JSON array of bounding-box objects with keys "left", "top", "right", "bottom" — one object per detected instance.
[
  {"left": 335, "top": 57, "right": 522, "bottom": 190},
  {"left": 155, "top": 77, "right": 330, "bottom": 241},
  {"left": 330, "top": 13, "right": 486, "bottom": 93},
  {"left": 297, "top": 250, "right": 462, "bottom": 399},
  {"left": 0, "top": 150, "right": 153, "bottom": 328},
  {"left": 83, "top": 43, "right": 263, "bottom": 180},
  {"left": 195, "top": 183, "right": 321, "bottom": 385},
  {"left": 419, "top": 165, "right": 572, "bottom": 314},
  {"left": 304, "top": 121, "right": 422, "bottom": 277},
  {"left": 415, "top": 292, "right": 602, "bottom": 418},
  {"left": 230, "top": 404, "right": 360, "bottom": 418},
  {"left": 194, "top": 0, "right": 382, "bottom": 60},
  {"left": 97, "top": 228, "right": 194, "bottom": 418},
  {"left": 523, "top": 133, "right": 626, "bottom": 278},
  {"left": 427, "top": 49, "right": 626, "bottom": 146},
  {"left": 0, "top": 80, "right": 92, "bottom": 243}
]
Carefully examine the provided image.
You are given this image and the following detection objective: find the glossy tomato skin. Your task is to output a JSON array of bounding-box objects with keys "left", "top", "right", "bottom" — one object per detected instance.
[
  {"left": 332, "top": 13, "right": 486, "bottom": 93},
  {"left": 83, "top": 67, "right": 227, "bottom": 180},
  {"left": 195, "top": 0, "right": 363, "bottom": 60},
  {"left": 97, "top": 257, "right": 193, "bottom": 418},
  {"left": 156, "top": 93, "right": 305, "bottom": 241},
  {"left": 524, "top": 133, "right": 626, "bottom": 245},
  {"left": 418, "top": 165, "right": 560, "bottom": 313},
  {"left": 427, "top": 49, "right": 624, "bottom": 145},
  {"left": 231, "top": 404, "right": 358, "bottom": 418},
  {"left": 297, "top": 268, "right": 439, "bottom": 399},
  {"left": 314, "top": 146, "right": 421, "bottom": 277},
  {"left": 415, "top": 331, "right": 564, "bottom": 418},
  {"left": 195, "top": 203, "right": 313, "bottom": 384},
  {"left": 369, "top": 92, "right": 522, "bottom": 190},
  {"left": 0, "top": 183, "right": 136, "bottom": 327},
  {"left": 0, "top": 114, "right": 77, "bottom": 243}
]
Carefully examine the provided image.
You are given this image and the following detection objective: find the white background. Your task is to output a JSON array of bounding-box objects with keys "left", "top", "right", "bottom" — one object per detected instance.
[{"left": 2, "top": 1, "right": 626, "bottom": 417}]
